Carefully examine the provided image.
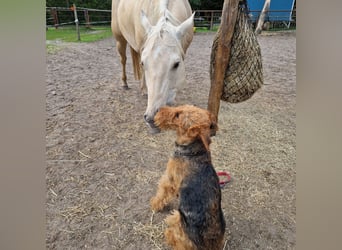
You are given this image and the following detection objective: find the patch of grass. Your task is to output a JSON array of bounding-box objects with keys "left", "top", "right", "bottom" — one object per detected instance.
[
  {"left": 46, "top": 26, "right": 112, "bottom": 43},
  {"left": 194, "top": 26, "right": 219, "bottom": 33},
  {"left": 267, "top": 27, "right": 296, "bottom": 32},
  {"left": 46, "top": 44, "right": 62, "bottom": 54}
]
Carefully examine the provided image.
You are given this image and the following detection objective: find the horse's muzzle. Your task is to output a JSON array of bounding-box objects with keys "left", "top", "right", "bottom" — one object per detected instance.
[{"left": 144, "top": 114, "right": 160, "bottom": 134}]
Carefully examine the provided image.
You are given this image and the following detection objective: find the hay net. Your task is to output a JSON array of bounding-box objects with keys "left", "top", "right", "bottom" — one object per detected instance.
[{"left": 210, "top": 0, "right": 263, "bottom": 103}]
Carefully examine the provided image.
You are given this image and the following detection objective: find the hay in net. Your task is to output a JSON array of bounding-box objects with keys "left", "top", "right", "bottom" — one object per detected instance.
[{"left": 210, "top": 1, "right": 263, "bottom": 103}]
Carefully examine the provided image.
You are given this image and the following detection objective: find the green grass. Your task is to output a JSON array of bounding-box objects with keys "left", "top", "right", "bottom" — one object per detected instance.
[
  {"left": 266, "top": 27, "right": 296, "bottom": 32},
  {"left": 46, "top": 26, "right": 112, "bottom": 43},
  {"left": 194, "top": 26, "right": 219, "bottom": 33},
  {"left": 46, "top": 44, "right": 62, "bottom": 54}
]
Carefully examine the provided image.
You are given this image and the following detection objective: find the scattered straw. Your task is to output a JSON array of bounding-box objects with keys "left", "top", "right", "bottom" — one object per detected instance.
[
  {"left": 150, "top": 211, "right": 155, "bottom": 225},
  {"left": 133, "top": 218, "right": 166, "bottom": 250},
  {"left": 49, "top": 188, "right": 58, "bottom": 197},
  {"left": 78, "top": 150, "right": 92, "bottom": 159}
]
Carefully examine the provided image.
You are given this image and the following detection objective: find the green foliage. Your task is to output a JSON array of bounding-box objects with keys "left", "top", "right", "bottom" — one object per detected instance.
[
  {"left": 189, "top": 0, "right": 224, "bottom": 10},
  {"left": 46, "top": 0, "right": 224, "bottom": 10},
  {"left": 46, "top": 0, "right": 112, "bottom": 9},
  {"left": 189, "top": 0, "right": 201, "bottom": 9}
]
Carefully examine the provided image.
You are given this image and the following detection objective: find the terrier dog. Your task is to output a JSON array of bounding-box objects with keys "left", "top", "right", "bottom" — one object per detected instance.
[{"left": 151, "top": 105, "right": 225, "bottom": 250}]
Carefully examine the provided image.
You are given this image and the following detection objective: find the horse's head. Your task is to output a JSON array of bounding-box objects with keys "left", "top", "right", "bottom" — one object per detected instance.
[{"left": 140, "top": 11, "right": 194, "bottom": 134}]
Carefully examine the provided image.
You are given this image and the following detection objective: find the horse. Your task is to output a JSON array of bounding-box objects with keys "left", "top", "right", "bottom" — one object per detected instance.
[{"left": 111, "top": 0, "right": 194, "bottom": 133}]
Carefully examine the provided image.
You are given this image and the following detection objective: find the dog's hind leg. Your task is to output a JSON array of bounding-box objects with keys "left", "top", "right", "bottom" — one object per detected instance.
[{"left": 165, "top": 210, "right": 195, "bottom": 250}]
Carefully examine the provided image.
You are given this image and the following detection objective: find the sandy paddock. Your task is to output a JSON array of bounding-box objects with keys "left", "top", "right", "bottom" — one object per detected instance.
[{"left": 46, "top": 31, "right": 296, "bottom": 249}]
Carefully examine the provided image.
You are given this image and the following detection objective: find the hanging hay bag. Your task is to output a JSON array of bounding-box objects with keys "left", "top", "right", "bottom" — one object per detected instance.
[{"left": 210, "top": 2, "right": 263, "bottom": 103}]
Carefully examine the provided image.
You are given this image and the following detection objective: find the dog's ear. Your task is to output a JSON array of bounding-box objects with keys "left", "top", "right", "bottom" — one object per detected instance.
[
  {"left": 199, "top": 130, "right": 211, "bottom": 151},
  {"left": 187, "top": 125, "right": 211, "bottom": 151}
]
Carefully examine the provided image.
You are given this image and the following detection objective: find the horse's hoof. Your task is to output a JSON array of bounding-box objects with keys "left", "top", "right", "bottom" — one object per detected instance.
[{"left": 122, "top": 85, "right": 130, "bottom": 90}]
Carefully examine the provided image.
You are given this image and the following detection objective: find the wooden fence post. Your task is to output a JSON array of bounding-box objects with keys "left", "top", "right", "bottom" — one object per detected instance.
[
  {"left": 84, "top": 9, "right": 90, "bottom": 28},
  {"left": 51, "top": 7, "right": 59, "bottom": 29},
  {"left": 72, "top": 4, "right": 81, "bottom": 41},
  {"left": 210, "top": 11, "right": 214, "bottom": 30},
  {"left": 207, "top": 0, "right": 240, "bottom": 119}
]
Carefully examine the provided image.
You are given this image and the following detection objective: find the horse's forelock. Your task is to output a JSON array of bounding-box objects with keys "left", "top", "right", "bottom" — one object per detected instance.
[
  {"left": 159, "top": 26, "right": 185, "bottom": 57},
  {"left": 142, "top": 14, "right": 185, "bottom": 58}
]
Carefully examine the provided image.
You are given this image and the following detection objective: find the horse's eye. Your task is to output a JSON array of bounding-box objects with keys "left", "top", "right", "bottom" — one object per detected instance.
[{"left": 173, "top": 62, "right": 179, "bottom": 69}]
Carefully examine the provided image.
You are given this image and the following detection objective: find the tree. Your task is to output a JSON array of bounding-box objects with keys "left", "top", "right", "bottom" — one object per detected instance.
[
  {"left": 189, "top": 0, "right": 201, "bottom": 9},
  {"left": 255, "top": 0, "right": 271, "bottom": 34}
]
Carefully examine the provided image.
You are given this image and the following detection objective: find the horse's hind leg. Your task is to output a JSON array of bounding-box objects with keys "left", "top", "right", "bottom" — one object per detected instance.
[{"left": 116, "top": 37, "right": 129, "bottom": 89}]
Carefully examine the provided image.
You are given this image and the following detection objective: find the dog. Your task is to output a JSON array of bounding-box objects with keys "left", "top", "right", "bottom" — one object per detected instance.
[{"left": 150, "top": 105, "right": 225, "bottom": 250}]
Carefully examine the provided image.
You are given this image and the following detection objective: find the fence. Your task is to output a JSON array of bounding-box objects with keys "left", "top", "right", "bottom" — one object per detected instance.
[
  {"left": 193, "top": 9, "right": 296, "bottom": 30},
  {"left": 46, "top": 7, "right": 296, "bottom": 31},
  {"left": 193, "top": 10, "right": 222, "bottom": 30},
  {"left": 46, "top": 6, "right": 111, "bottom": 28},
  {"left": 249, "top": 10, "right": 296, "bottom": 29}
]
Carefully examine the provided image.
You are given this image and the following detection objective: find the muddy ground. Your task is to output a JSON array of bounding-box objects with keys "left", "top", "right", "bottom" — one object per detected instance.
[{"left": 46, "top": 31, "right": 296, "bottom": 249}]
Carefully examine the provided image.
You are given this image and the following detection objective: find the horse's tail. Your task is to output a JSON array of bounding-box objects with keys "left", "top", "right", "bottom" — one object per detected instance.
[{"left": 130, "top": 46, "right": 142, "bottom": 80}]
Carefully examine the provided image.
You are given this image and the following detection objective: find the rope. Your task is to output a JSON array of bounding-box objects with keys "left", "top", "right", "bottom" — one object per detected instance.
[{"left": 217, "top": 171, "right": 231, "bottom": 188}]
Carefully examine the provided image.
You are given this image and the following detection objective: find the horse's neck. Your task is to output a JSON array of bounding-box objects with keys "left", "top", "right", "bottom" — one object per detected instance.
[
  {"left": 162, "top": 10, "right": 181, "bottom": 26},
  {"left": 159, "top": 0, "right": 169, "bottom": 12}
]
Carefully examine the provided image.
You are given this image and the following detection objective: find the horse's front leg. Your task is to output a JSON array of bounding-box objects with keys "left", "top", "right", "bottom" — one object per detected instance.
[{"left": 116, "top": 38, "right": 128, "bottom": 89}]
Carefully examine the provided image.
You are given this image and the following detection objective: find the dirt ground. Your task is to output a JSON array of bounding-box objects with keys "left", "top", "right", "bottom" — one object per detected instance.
[{"left": 46, "top": 31, "right": 296, "bottom": 249}]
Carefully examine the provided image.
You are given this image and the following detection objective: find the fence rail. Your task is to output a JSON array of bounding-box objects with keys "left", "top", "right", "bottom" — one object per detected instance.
[
  {"left": 46, "top": 7, "right": 112, "bottom": 28},
  {"left": 46, "top": 7, "right": 296, "bottom": 30},
  {"left": 193, "top": 9, "right": 296, "bottom": 30}
]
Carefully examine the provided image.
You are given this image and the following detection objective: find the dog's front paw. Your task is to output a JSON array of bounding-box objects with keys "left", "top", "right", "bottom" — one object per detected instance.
[{"left": 150, "top": 197, "right": 164, "bottom": 212}]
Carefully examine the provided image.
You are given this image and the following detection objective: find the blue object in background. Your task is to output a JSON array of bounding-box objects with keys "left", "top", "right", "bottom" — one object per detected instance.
[{"left": 247, "top": 0, "right": 295, "bottom": 22}]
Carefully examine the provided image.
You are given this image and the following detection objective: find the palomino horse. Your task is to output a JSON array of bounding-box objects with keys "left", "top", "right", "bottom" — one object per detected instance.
[{"left": 111, "top": 0, "right": 194, "bottom": 133}]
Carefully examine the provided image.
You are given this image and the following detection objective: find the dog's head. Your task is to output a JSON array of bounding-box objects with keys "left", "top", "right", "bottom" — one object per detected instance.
[{"left": 154, "top": 105, "right": 218, "bottom": 150}]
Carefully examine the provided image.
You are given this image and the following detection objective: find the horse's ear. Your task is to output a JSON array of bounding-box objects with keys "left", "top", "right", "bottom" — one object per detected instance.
[
  {"left": 176, "top": 12, "right": 195, "bottom": 40},
  {"left": 141, "top": 10, "right": 152, "bottom": 34}
]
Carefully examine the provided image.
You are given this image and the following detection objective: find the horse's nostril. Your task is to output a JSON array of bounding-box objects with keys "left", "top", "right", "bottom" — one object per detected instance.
[
  {"left": 144, "top": 114, "right": 154, "bottom": 124},
  {"left": 143, "top": 114, "right": 148, "bottom": 122}
]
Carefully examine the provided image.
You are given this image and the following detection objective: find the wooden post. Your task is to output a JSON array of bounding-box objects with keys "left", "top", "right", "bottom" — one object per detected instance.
[
  {"left": 210, "top": 11, "right": 214, "bottom": 30},
  {"left": 84, "top": 9, "right": 90, "bottom": 28},
  {"left": 72, "top": 4, "right": 81, "bottom": 41},
  {"left": 51, "top": 8, "right": 59, "bottom": 29},
  {"left": 207, "top": 0, "right": 240, "bottom": 119},
  {"left": 255, "top": 0, "right": 271, "bottom": 34}
]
